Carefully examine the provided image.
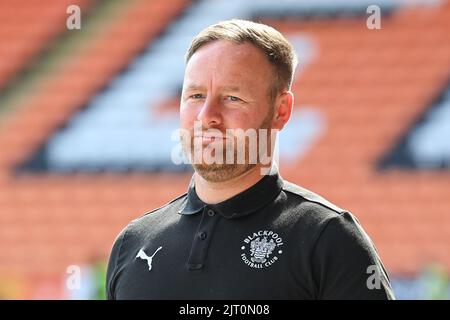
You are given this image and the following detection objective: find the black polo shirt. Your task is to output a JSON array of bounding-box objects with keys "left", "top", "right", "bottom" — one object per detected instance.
[{"left": 106, "top": 169, "right": 394, "bottom": 300}]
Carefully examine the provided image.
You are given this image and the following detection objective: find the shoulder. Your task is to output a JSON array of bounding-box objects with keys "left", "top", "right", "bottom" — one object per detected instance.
[
  {"left": 279, "top": 179, "right": 369, "bottom": 244},
  {"left": 107, "top": 193, "right": 187, "bottom": 274},
  {"left": 281, "top": 179, "right": 350, "bottom": 227},
  {"left": 106, "top": 193, "right": 188, "bottom": 298},
  {"left": 110, "top": 191, "right": 187, "bottom": 242},
  {"left": 124, "top": 192, "right": 188, "bottom": 236},
  {"left": 108, "top": 193, "right": 187, "bottom": 257},
  {"left": 282, "top": 180, "right": 346, "bottom": 215},
  {"left": 281, "top": 180, "right": 393, "bottom": 299}
]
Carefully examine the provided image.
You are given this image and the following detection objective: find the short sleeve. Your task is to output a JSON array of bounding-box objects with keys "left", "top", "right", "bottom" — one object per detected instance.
[
  {"left": 106, "top": 228, "right": 127, "bottom": 300},
  {"left": 312, "top": 212, "right": 395, "bottom": 300}
]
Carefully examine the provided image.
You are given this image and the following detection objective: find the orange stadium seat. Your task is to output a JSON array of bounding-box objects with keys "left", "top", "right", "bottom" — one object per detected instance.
[
  {"left": 0, "top": 0, "right": 449, "bottom": 299},
  {"left": 0, "top": 0, "right": 91, "bottom": 89}
]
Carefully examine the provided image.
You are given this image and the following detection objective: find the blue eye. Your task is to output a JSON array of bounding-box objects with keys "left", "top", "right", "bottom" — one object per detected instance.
[
  {"left": 227, "top": 96, "right": 240, "bottom": 102},
  {"left": 190, "top": 93, "right": 204, "bottom": 99}
]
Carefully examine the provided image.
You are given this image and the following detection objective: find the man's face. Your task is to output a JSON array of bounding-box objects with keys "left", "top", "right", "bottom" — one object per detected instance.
[{"left": 180, "top": 40, "right": 276, "bottom": 182}]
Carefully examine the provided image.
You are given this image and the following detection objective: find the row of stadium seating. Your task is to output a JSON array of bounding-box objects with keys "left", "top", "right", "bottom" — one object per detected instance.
[
  {"left": 0, "top": 0, "right": 449, "bottom": 298},
  {"left": 0, "top": 0, "right": 91, "bottom": 89}
]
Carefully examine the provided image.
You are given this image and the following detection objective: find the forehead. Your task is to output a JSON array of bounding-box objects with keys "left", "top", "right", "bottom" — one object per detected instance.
[{"left": 184, "top": 40, "right": 273, "bottom": 89}]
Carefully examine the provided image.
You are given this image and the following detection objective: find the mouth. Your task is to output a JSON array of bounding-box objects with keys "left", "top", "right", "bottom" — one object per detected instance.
[
  {"left": 194, "top": 133, "right": 229, "bottom": 145},
  {"left": 195, "top": 136, "right": 225, "bottom": 143}
]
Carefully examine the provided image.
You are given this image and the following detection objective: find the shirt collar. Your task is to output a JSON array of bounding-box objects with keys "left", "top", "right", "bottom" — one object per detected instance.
[{"left": 178, "top": 165, "right": 283, "bottom": 219}]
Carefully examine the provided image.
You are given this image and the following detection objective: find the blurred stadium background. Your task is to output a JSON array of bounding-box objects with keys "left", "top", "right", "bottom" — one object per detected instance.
[{"left": 0, "top": 0, "right": 449, "bottom": 299}]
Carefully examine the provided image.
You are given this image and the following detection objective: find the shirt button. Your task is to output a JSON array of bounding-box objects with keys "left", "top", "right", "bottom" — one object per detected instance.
[
  {"left": 207, "top": 209, "right": 215, "bottom": 217},
  {"left": 198, "top": 232, "right": 207, "bottom": 240}
]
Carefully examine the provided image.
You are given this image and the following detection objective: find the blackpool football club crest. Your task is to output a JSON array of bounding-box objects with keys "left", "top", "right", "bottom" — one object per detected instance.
[{"left": 241, "top": 230, "right": 284, "bottom": 269}]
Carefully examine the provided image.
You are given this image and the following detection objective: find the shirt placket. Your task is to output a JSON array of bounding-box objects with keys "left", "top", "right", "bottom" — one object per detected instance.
[{"left": 186, "top": 207, "right": 220, "bottom": 270}]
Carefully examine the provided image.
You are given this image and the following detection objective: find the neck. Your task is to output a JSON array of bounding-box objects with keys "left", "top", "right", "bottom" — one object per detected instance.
[{"left": 194, "top": 164, "right": 270, "bottom": 204}]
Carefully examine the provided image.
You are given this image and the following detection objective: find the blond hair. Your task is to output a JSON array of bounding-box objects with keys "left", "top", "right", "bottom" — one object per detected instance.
[{"left": 185, "top": 19, "right": 298, "bottom": 101}]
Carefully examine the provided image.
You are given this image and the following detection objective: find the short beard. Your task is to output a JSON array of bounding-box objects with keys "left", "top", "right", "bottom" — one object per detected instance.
[
  {"left": 194, "top": 162, "right": 255, "bottom": 183},
  {"left": 181, "top": 107, "right": 275, "bottom": 183}
]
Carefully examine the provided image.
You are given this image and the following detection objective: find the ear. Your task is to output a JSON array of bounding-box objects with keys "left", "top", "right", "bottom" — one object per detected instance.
[{"left": 272, "top": 91, "right": 294, "bottom": 130}]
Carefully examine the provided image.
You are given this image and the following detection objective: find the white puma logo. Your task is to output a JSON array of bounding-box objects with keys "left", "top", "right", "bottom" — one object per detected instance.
[{"left": 136, "top": 246, "right": 162, "bottom": 271}]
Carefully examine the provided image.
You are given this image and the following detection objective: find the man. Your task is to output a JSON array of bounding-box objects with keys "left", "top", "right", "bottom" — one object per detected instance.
[{"left": 106, "top": 19, "right": 394, "bottom": 299}]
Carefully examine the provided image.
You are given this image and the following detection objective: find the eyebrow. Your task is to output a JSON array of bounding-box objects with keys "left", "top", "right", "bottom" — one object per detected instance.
[
  {"left": 184, "top": 84, "right": 204, "bottom": 92},
  {"left": 183, "top": 84, "right": 241, "bottom": 92},
  {"left": 221, "top": 85, "right": 241, "bottom": 92}
]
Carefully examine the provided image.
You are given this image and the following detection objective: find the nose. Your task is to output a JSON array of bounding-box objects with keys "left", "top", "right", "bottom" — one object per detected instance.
[{"left": 197, "top": 97, "right": 223, "bottom": 128}]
